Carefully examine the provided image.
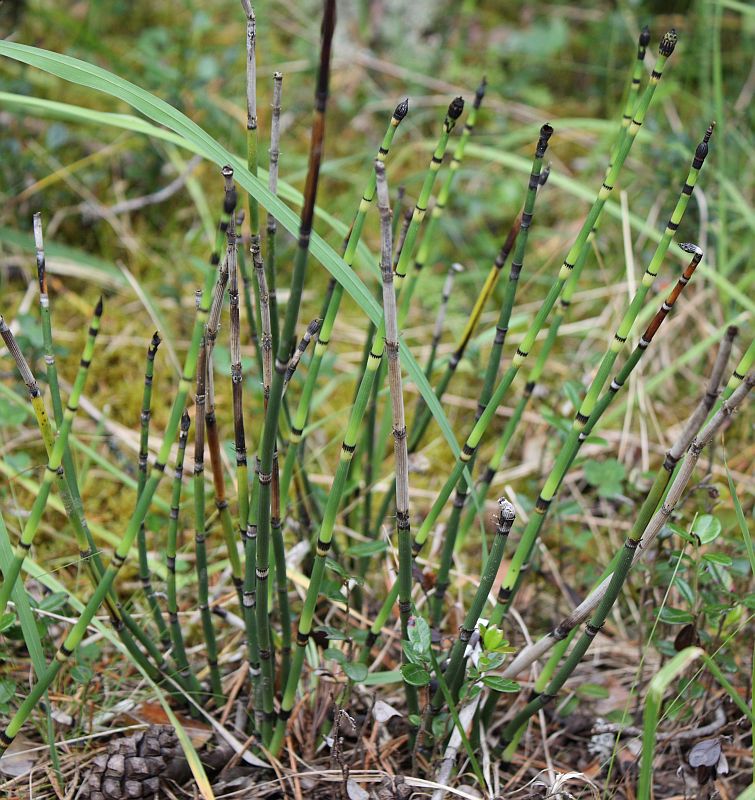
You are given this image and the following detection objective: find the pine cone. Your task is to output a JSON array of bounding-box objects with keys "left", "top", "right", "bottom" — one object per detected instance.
[{"left": 82, "top": 725, "right": 182, "bottom": 799}]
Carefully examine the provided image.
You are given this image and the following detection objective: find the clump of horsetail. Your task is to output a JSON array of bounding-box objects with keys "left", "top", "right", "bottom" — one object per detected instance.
[
  {"left": 0, "top": 314, "right": 173, "bottom": 686},
  {"left": 491, "top": 123, "right": 713, "bottom": 628},
  {"left": 0, "top": 299, "right": 102, "bottom": 616},
  {"left": 136, "top": 330, "right": 170, "bottom": 648},
  {"left": 375, "top": 159, "right": 418, "bottom": 716},
  {"left": 0, "top": 238, "right": 221, "bottom": 757},
  {"left": 272, "top": 95, "right": 466, "bottom": 748},
  {"left": 480, "top": 243, "right": 708, "bottom": 728},
  {"left": 408, "top": 32, "right": 680, "bottom": 584},
  {"left": 497, "top": 370, "right": 753, "bottom": 753}
]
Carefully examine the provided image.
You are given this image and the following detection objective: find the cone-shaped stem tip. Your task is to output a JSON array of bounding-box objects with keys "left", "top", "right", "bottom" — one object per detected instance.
[
  {"left": 221, "top": 164, "right": 234, "bottom": 180},
  {"left": 536, "top": 123, "right": 554, "bottom": 157},
  {"left": 474, "top": 77, "right": 487, "bottom": 107},
  {"left": 496, "top": 498, "right": 516, "bottom": 523},
  {"left": 695, "top": 122, "right": 715, "bottom": 162},
  {"left": 150, "top": 331, "right": 162, "bottom": 348},
  {"left": 448, "top": 96, "right": 465, "bottom": 120},
  {"left": 394, "top": 98, "right": 409, "bottom": 121},
  {"left": 726, "top": 325, "right": 738, "bottom": 339},
  {"left": 308, "top": 317, "right": 323, "bottom": 335},
  {"left": 639, "top": 25, "right": 651, "bottom": 48},
  {"left": 679, "top": 242, "right": 703, "bottom": 260},
  {"left": 180, "top": 409, "right": 191, "bottom": 432},
  {"left": 95, "top": 296, "right": 104, "bottom": 317},
  {"left": 659, "top": 29, "right": 677, "bottom": 57}
]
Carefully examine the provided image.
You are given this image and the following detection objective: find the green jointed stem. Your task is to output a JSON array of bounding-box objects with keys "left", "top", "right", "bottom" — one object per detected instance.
[
  {"left": 0, "top": 255, "right": 219, "bottom": 757},
  {"left": 375, "top": 160, "right": 419, "bottom": 716},
  {"left": 205, "top": 173, "right": 245, "bottom": 606},
  {"left": 256, "top": 2, "right": 336, "bottom": 747},
  {"left": 136, "top": 331, "right": 170, "bottom": 647},
  {"left": 430, "top": 124, "right": 552, "bottom": 624},
  {"left": 431, "top": 501, "right": 516, "bottom": 709},
  {"left": 270, "top": 96, "right": 466, "bottom": 754},
  {"left": 493, "top": 125, "right": 712, "bottom": 622},
  {"left": 0, "top": 299, "right": 102, "bottom": 615},
  {"left": 279, "top": 98, "right": 410, "bottom": 508},
  {"left": 425, "top": 262, "right": 463, "bottom": 379},
  {"left": 193, "top": 333, "right": 224, "bottom": 700},
  {"left": 265, "top": 71, "right": 283, "bottom": 355},
  {"left": 166, "top": 410, "right": 203, "bottom": 697},
  {"left": 398, "top": 78, "right": 486, "bottom": 323}
]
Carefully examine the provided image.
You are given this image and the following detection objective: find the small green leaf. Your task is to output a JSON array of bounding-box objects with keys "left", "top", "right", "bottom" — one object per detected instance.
[
  {"left": 0, "top": 613, "right": 17, "bottom": 633},
  {"left": 343, "top": 662, "right": 368, "bottom": 683},
  {"left": 482, "top": 625, "right": 504, "bottom": 652},
  {"left": 702, "top": 552, "right": 732, "bottom": 566},
  {"left": 481, "top": 676, "right": 520, "bottom": 693},
  {"left": 692, "top": 514, "right": 722, "bottom": 545},
  {"left": 70, "top": 665, "right": 93, "bottom": 684},
  {"left": 324, "top": 648, "right": 345, "bottom": 664},
  {"left": 408, "top": 616, "right": 431, "bottom": 655},
  {"left": 577, "top": 683, "right": 610, "bottom": 699},
  {"left": 346, "top": 540, "right": 388, "bottom": 558},
  {"left": 401, "top": 663, "right": 431, "bottom": 687},
  {"left": 37, "top": 592, "right": 69, "bottom": 612},
  {"left": 659, "top": 607, "right": 695, "bottom": 624},
  {"left": 408, "top": 714, "right": 422, "bottom": 727},
  {"left": 0, "top": 403, "right": 29, "bottom": 427}
]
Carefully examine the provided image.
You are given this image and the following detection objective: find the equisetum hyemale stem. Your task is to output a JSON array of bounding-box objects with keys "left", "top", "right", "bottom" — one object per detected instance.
[
  {"left": 136, "top": 331, "right": 171, "bottom": 648},
  {"left": 0, "top": 299, "right": 102, "bottom": 616},
  {"left": 430, "top": 500, "right": 516, "bottom": 710},
  {"left": 375, "top": 159, "right": 419, "bottom": 717},
  {"left": 0, "top": 249, "right": 220, "bottom": 758},
  {"left": 193, "top": 313, "right": 224, "bottom": 701},
  {"left": 166, "top": 411, "right": 203, "bottom": 697}
]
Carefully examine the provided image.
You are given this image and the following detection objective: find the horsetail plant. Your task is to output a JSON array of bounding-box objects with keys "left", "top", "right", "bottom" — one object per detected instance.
[
  {"left": 429, "top": 123, "right": 553, "bottom": 625},
  {"left": 398, "top": 77, "right": 486, "bottom": 323},
  {"left": 425, "top": 262, "right": 464, "bottom": 379},
  {"left": 0, "top": 298, "right": 102, "bottom": 616},
  {"left": 404, "top": 31, "right": 678, "bottom": 559},
  {"left": 0, "top": 316, "right": 173, "bottom": 686},
  {"left": 481, "top": 241, "right": 708, "bottom": 724},
  {"left": 375, "top": 159, "right": 419, "bottom": 716},
  {"left": 193, "top": 307, "right": 224, "bottom": 700},
  {"left": 0, "top": 244, "right": 221, "bottom": 758},
  {"left": 265, "top": 70, "right": 283, "bottom": 355},
  {"left": 136, "top": 331, "right": 171, "bottom": 648}
]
